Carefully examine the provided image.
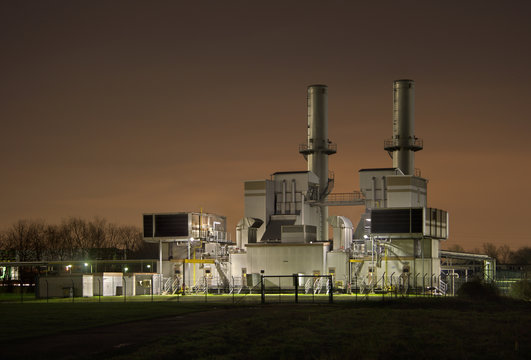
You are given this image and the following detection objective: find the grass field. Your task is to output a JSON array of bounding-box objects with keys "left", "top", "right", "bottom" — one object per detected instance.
[
  {"left": 1, "top": 296, "right": 529, "bottom": 359},
  {"left": 109, "top": 299, "right": 531, "bottom": 360}
]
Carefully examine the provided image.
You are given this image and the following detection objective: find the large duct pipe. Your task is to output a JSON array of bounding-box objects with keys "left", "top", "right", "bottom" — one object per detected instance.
[
  {"left": 385, "top": 79, "right": 422, "bottom": 175},
  {"left": 301, "top": 84, "right": 336, "bottom": 241},
  {"left": 291, "top": 179, "right": 296, "bottom": 215},
  {"left": 282, "top": 179, "right": 287, "bottom": 214}
]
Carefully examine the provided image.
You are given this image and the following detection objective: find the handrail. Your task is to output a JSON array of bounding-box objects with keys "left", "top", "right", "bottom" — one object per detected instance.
[
  {"left": 299, "top": 142, "right": 337, "bottom": 153},
  {"left": 384, "top": 137, "right": 423, "bottom": 150},
  {"left": 325, "top": 192, "right": 364, "bottom": 202}
]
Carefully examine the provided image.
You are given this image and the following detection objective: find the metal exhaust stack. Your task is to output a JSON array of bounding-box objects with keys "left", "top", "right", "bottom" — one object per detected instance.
[
  {"left": 384, "top": 79, "right": 423, "bottom": 175},
  {"left": 300, "top": 84, "right": 336, "bottom": 241}
]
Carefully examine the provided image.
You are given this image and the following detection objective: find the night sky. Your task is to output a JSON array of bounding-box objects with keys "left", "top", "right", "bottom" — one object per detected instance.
[{"left": 1, "top": 1, "right": 530, "bottom": 250}]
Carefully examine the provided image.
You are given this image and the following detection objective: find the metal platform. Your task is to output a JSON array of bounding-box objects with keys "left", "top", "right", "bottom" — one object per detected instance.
[{"left": 308, "top": 192, "right": 365, "bottom": 206}]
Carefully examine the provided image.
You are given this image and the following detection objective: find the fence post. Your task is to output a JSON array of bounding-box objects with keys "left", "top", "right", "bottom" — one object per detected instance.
[
  {"left": 312, "top": 277, "right": 315, "bottom": 303},
  {"left": 232, "top": 276, "right": 235, "bottom": 304},
  {"left": 45, "top": 279, "right": 49, "bottom": 303},
  {"left": 123, "top": 276, "right": 126, "bottom": 303},
  {"left": 294, "top": 274, "right": 298, "bottom": 304},
  {"left": 278, "top": 277, "right": 281, "bottom": 304},
  {"left": 260, "top": 275, "right": 265, "bottom": 304},
  {"left": 328, "top": 275, "right": 333, "bottom": 304},
  {"left": 381, "top": 274, "right": 385, "bottom": 301},
  {"left": 151, "top": 275, "right": 154, "bottom": 302},
  {"left": 406, "top": 272, "right": 411, "bottom": 297},
  {"left": 20, "top": 279, "right": 23, "bottom": 303},
  {"left": 355, "top": 275, "right": 357, "bottom": 301},
  {"left": 71, "top": 278, "right": 75, "bottom": 303},
  {"left": 423, "top": 273, "right": 427, "bottom": 296},
  {"left": 390, "top": 273, "right": 393, "bottom": 295}
]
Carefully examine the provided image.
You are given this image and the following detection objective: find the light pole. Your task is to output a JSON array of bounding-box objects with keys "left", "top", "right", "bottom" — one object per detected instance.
[{"left": 84, "top": 263, "right": 92, "bottom": 274}]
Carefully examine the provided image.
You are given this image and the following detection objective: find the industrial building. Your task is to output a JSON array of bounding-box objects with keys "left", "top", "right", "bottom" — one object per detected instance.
[{"left": 144, "top": 80, "right": 452, "bottom": 295}]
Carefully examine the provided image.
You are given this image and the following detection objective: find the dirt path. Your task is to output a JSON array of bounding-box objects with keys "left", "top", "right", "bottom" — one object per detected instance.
[{"left": 3, "top": 306, "right": 273, "bottom": 359}]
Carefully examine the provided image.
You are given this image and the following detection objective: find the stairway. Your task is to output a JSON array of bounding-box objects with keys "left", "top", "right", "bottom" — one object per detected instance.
[{"left": 215, "top": 260, "right": 230, "bottom": 289}]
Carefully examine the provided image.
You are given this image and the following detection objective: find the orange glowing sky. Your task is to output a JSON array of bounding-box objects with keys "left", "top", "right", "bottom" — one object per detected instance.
[{"left": 1, "top": 1, "right": 530, "bottom": 250}]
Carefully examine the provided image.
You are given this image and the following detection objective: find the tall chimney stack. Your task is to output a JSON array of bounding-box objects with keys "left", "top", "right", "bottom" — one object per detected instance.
[
  {"left": 384, "top": 79, "right": 423, "bottom": 175},
  {"left": 300, "top": 85, "right": 336, "bottom": 241}
]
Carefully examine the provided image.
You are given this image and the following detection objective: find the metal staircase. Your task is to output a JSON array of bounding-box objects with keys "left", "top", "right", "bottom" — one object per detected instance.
[
  {"left": 214, "top": 260, "right": 230, "bottom": 289},
  {"left": 162, "top": 277, "right": 181, "bottom": 295},
  {"left": 305, "top": 277, "right": 325, "bottom": 294},
  {"left": 439, "top": 279, "right": 447, "bottom": 295},
  {"left": 192, "top": 277, "right": 207, "bottom": 294}
]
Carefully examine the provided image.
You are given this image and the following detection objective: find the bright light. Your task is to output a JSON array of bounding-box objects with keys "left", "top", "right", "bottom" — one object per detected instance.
[
  {"left": 124, "top": 267, "right": 129, "bottom": 272},
  {"left": 84, "top": 263, "right": 88, "bottom": 267},
  {"left": 147, "top": 265, "right": 151, "bottom": 269},
  {"left": 363, "top": 235, "right": 369, "bottom": 239}
]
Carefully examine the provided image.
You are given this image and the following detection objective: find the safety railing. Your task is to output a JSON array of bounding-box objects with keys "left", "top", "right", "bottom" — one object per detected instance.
[
  {"left": 4, "top": 272, "right": 517, "bottom": 303},
  {"left": 325, "top": 192, "right": 364, "bottom": 202},
  {"left": 384, "top": 137, "right": 423, "bottom": 150},
  {"left": 298, "top": 142, "right": 337, "bottom": 154}
]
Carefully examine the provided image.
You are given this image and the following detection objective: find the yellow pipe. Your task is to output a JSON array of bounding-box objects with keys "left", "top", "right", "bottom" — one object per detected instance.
[
  {"left": 385, "top": 245, "right": 388, "bottom": 289},
  {"left": 185, "top": 259, "right": 214, "bottom": 264},
  {"left": 194, "top": 208, "right": 203, "bottom": 286},
  {"left": 192, "top": 241, "right": 202, "bottom": 286}
]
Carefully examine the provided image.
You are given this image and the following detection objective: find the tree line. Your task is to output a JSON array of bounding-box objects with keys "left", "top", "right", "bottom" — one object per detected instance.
[
  {"left": 447, "top": 243, "right": 531, "bottom": 264},
  {"left": 0, "top": 217, "right": 156, "bottom": 262}
]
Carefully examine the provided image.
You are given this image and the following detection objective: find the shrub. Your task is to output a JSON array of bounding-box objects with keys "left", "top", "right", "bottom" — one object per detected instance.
[
  {"left": 509, "top": 280, "right": 531, "bottom": 301},
  {"left": 457, "top": 279, "right": 500, "bottom": 301}
]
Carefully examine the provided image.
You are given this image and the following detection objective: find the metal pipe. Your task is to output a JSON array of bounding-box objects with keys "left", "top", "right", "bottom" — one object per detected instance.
[
  {"left": 282, "top": 180, "right": 287, "bottom": 214},
  {"left": 382, "top": 176, "right": 387, "bottom": 207},
  {"left": 301, "top": 193, "right": 305, "bottom": 226},
  {"left": 291, "top": 179, "right": 296, "bottom": 214},
  {"left": 159, "top": 239, "right": 163, "bottom": 279},
  {"left": 372, "top": 176, "right": 376, "bottom": 208}
]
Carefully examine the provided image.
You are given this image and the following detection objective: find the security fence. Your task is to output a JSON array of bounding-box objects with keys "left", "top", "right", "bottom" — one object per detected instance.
[{"left": 0, "top": 271, "right": 522, "bottom": 303}]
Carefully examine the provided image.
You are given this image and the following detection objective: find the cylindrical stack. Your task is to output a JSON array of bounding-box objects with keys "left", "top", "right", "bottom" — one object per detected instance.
[
  {"left": 307, "top": 85, "right": 329, "bottom": 191},
  {"left": 387, "top": 79, "right": 422, "bottom": 175},
  {"left": 307, "top": 85, "right": 331, "bottom": 241}
]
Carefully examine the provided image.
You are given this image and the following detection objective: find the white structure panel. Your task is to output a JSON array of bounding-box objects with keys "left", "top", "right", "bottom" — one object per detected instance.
[
  {"left": 38, "top": 275, "right": 93, "bottom": 298},
  {"left": 246, "top": 243, "right": 329, "bottom": 276},
  {"left": 244, "top": 180, "right": 275, "bottom": 241},
  {"left": 326, "top": 251, "right": 349, "bottom": 286}
]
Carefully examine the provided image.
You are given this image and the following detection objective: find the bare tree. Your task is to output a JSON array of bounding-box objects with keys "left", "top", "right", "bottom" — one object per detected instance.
[
  {"left": 482, "top": 242, "right": 499, "bottom": 260},
  {"left": 105, "top": 223, "right": 121, "bottom": 249},
  {"left": 448, "top": 244, "right": 465, "bottom": 252},
  {"left": 4, "top": 220, "right": 33, "bottom": 261},
  {"left": 27, "top": 220, "right": 46, "bottom": 261},
  {"left": 497, "top": 245, "right": 512, "bottom": 264},
  {"left": 510, "top": 247, "right": 531, "bottom": 264},
  {"left": 0, "top": 217, "right": 148, "bottom": 262},
  {"left": 46, "top": 224, "right": 72, "bottom": 260},
  {"left": 117, "top": 225, "right": 143, "bottom": 260},
  {"left": 87, "top": 217, "right": 107, "bottom": 258},
  {"left": 64, "top": 217, "right": 90, "bottom": 259}
]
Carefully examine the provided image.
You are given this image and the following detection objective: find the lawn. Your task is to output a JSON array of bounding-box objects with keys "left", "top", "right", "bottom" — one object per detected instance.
[
  {"left": 1, "top": 297, "right": 529, "bottom": 359},
  {"left": 106, "top": 299, "right": 531, "bottom": 360},
  {"left": 0, "top": 301, "right": 215, "bottom": 342}
]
